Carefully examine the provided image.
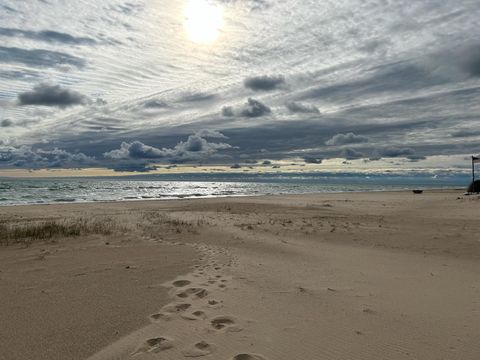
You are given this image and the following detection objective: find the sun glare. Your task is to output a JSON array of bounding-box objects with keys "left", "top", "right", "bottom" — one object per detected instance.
[{"left": 183, "top": 0, "right": 224, "bottom": 44}]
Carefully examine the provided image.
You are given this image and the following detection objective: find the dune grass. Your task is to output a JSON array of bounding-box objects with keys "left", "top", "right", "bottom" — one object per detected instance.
[{"left": 0, "top": 217, "right": 118, "bottom": 246}]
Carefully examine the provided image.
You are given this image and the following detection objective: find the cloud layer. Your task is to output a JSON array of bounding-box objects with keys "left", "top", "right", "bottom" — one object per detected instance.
[{"left": 0, "top": 0, "right": 479, "bottom": 171}]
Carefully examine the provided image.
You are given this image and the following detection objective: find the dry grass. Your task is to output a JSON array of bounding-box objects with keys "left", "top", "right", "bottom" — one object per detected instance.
[
  {"left": 140, "top": 211, "right": 204, "bottom": 237},
  {"left": 0, "top": 217, "right": 118, "bottom": 246}
]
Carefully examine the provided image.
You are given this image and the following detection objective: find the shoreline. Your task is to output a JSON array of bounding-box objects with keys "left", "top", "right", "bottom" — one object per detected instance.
[{"left": 0, "top": 186, "right": 467, "bottom": 207}]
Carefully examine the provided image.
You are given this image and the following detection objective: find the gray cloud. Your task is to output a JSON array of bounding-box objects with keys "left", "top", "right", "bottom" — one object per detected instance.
[
  {"left": 104, "top": 131, "right": 232, "bottom": 164},
  {"left": 244, "top": 75, "right": 285, "bottom": 91},
  {"left": 241, "top": 98, "right": 271, "bottom": 117},
  {"left": 0, "top": 145, "right": 94, "bottom": 168},
  {"left": 371, "top": 147, "right": 426, "bottom": 161},
  {"left": 221, "top": 106, "right": 235, "bottom": 117},
  {"left": 194, "top": 129, "right": 228, "bottom": 139},
  {"left": 0, "top": 27, "right": 97, "bottom": 45},
  {"left": 0, "top": 46, "right": 85, "bottom": 68},
  {"left": 1, "top": 119, "right": 13, "bottom": 127},
  {"left": 341, "top": 148, "right": 364, "bottom": 160},
  {"left": 179, "top": 92, "right": 216, "bottom": 102},
  {"left": 18, "top": 84, "right": 87, "bottom": 108},
  {"left": 143, "top": 99, "right": 168, "bottom": 108},
  {"left": 303, "top": 156, "right": 322, "bottom": 164},
  {"left": 451, "top": 129, "right": 480, "bottom": 138},
  {"left": 326, "top": 132, "right": 369, "bottom": 146},
  {"left": 111, "top": 163, "right": 158, "bottom": 172},
  {"left": 460, "top": 44, "right": 480, "bottom": 77},
  {"left": 105, "top": 141, "right": 166, "bottom": 159},
  {"left": 285, "top": 101, "right": 320, "bottom": 114}
]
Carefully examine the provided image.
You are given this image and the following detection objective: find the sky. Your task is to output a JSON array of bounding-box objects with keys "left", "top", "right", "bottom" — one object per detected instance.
[{"left": 0, "top": 0, "right": 479, "bottom": 175}]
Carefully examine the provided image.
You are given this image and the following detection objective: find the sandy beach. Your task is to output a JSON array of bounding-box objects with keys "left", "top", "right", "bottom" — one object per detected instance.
[{"left": 1, "top": 190, "right": 480, "bottom": 360}]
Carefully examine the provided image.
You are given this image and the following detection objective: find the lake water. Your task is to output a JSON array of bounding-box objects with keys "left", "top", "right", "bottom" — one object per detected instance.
[{"left": 0, "top": 172, "right": 468, "bottom": 205}]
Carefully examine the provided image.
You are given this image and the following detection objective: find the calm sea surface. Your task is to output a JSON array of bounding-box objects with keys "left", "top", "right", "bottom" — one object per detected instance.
[{"left": 0, "top": 172, "right": 468, "bottom": 206}]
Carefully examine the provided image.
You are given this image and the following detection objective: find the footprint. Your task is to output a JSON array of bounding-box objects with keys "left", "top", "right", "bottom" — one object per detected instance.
[
  {"left": 177, "top": 288, "right": 209, "bottom": 299},
  {"left": 181, "top": 310, "right": 207, "bottom": 321},
  {"left": 150, "top": 312, "right": 171, "bottom": 321},
  {"left": 135, "top": 337, "right": 174, "bottom": 354},
  {"left": 211, "top": 315, "right": 236, "bottom": 330},
  {"left": 207, "top": 299, "right": 223, "bottom": 309},
  {"left": 173, "top": 279, "right": 191, "bottom": 287},
  {"left": 162, "top": 303, "right": 192, "bottom": 313},
  {"left": 182, "top": 340, "right": 216, "bottom": 357},
  {"left": 231, "top": 354, "right": 267, "bottom": 360}
]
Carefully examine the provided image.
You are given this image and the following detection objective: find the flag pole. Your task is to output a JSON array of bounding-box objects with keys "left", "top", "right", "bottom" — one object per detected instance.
[{"left": 473, "top": 156, "right": 476, "bottom": 193}]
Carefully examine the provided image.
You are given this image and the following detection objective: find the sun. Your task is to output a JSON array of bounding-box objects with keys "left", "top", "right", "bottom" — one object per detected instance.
[{"left": 183, "top": 0, "right": 224, "bottom": 44}]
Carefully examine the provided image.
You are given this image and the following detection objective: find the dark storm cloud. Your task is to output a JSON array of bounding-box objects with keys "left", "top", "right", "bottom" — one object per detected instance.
[
  {"left": 285, "top": 101, "right": 320, "bottom": 114},
  {"left": 0, "top": 46, "right": 85, "bottom": 68},
  {"left": 326, "top": 133, "right": 369, "bottom": 146},
  {"left": 244, "top": 74, "right": 285, "bottom": 91},
  {"left": 0, "top": 27, "right": 97, "bottom": 45},
  {"left": 1, "top": 119, "right": 13, "bottom": 127},
  {"left": 18, "top": 84, "right": 87, "bottom": 108},
  {"left": 241, "top": 98, "right": 271, "bottom": 117}
]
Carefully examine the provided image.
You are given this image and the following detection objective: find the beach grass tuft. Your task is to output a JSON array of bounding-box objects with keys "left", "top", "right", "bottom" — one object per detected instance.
[{"left": 0, "top": 217, "right": 118, "bottom": 246}]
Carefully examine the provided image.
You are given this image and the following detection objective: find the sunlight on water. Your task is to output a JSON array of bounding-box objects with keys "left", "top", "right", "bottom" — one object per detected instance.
[{"left": 0, "top": 173, "right": 466, "bottom": 206}]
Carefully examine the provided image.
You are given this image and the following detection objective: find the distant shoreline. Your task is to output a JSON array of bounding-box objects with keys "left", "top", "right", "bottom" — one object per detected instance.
[{"left": 0, "top": 186, "right": 467, "bottom": 207}]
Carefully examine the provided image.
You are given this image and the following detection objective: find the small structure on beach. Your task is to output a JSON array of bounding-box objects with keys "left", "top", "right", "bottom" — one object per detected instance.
[
  {"left": 467, "top": 180, "right": 480, "bottom": 193},
  {"left": 468, "top": 156, "right": 480, "bottom": 193}
]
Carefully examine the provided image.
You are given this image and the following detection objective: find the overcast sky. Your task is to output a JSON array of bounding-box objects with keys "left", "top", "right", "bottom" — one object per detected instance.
[{"left": 1, "top": 0, "right": 479, "bottom": 173}]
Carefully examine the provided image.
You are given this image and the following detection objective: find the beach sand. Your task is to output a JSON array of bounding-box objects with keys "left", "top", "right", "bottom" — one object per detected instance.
[{"left": 1, "top": 190, "right": 479, "bottom": 359}]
